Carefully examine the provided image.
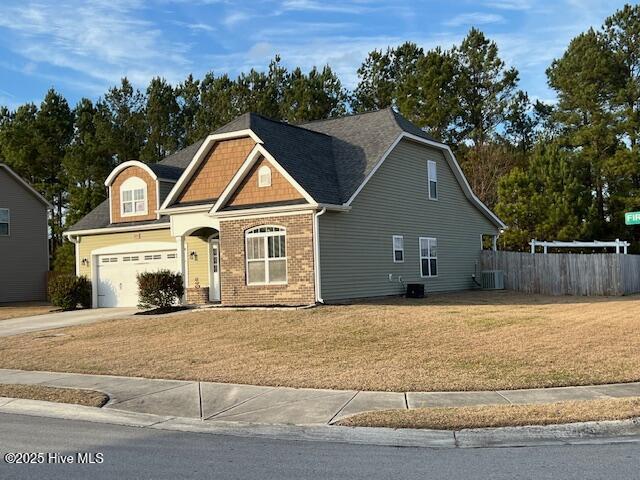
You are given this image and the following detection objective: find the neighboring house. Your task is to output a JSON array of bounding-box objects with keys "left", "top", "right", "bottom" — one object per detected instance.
[
  {"left": 0, "top": 164, "right": 51, "bottom": 303},
  {"left": 64, "top": 109, "right": 504, "bottom": 308}
]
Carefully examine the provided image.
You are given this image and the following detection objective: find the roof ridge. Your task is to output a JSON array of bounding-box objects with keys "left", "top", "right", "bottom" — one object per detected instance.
[
  {"left": 248, "top": 112, "right": 333, "bottom": 138},
  {"left": 298, "top": 107, "right": 394, "bottom": 126}
]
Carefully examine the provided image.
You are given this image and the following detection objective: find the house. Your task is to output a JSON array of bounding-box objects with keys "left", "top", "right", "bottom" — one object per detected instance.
[
  {"left": 0, "top": 164, "right": 51, "bottom": 303},
  {"left": 64, "top": 109, "right": 504, "bottom": 308}
]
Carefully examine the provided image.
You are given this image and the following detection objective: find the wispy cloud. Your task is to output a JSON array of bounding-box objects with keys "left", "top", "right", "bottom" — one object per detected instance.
[
  {"left": 280, "top": 0, "right": 373, "bottom": 14},
  {"left": 444, "top": 12, "right": 505, "bottom": 27},
  {"left": 0, "top": 0, "right": 192, "bottom": 89},
  {"left": 483, "top": 0, "right": 532, "bottom": 10},
  {"left": 223, "top": 11, "right": 253, "bottom": 27}
]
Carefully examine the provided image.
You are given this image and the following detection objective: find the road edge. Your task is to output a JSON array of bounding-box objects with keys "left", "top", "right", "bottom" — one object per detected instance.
[{"left": 0, "top": 397, "right": 639, "bottom": 449}]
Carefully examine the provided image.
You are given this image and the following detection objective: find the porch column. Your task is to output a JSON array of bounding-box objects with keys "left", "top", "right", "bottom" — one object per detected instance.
[{"left": 176, "top": 236, "right": 187, "bottom": 303}]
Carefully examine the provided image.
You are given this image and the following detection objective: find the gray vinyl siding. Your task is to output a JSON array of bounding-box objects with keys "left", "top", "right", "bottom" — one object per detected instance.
[
  {"left": 159, "top": 181, "right": 175, "bottom": 204},
  {"left": 0, "top": 169, "right": 49, "bottom": 302},
  {"left": 319, "top": 139, "right": 499, "bottom": 302}
]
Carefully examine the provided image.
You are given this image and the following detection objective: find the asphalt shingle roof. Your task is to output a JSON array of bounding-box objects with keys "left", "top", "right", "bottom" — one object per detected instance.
[{"left": 67, "top": 108, "right": 450, "bottom": 232}]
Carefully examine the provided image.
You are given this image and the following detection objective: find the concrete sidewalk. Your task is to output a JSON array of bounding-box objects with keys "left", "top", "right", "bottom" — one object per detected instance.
[{"left": 2, "top": 368, "right": 640, "bottom": 426}]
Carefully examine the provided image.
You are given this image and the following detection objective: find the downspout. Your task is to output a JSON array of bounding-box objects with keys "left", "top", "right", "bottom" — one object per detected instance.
[
  {"left": 313, "top": 208, "right": 327, "bottom": 304},
  {"left": 67, "top": 234, "right": 80, "bottom": 277}
]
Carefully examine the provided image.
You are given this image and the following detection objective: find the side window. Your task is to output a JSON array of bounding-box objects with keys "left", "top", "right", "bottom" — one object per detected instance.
[
  {"left": 0, "top": 208, "right": 9, "bottom": 235},
  {"left": 392, "top": 235, "right": 404, "bottom": 263},
  {"left": 245, "top": 226, "right": 287, "bottom": 284},
  {"left": 419, "top": 237, "right": 438, "bottom": 277},
  {"left": 427, "top": 160, "right": 437, "bottom": 200}
]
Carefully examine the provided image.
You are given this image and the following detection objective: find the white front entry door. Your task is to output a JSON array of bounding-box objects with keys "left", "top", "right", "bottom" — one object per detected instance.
[
  {"left": 209, "top": 240, "right": 221, "bottom": 302},
  {"left": 96, "top": 250, "right": 179, "bottom": 307}
]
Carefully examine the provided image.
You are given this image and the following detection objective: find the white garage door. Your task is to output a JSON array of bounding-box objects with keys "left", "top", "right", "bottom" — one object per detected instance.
[{"left": 97, "top": 250, "right": 179, "bottom": 307}]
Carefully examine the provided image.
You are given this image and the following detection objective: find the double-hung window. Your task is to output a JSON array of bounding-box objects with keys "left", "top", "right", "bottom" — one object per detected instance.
[
  {"left": 392, "top": 235, "right": 404, "bottom": 263},
  {"left": 419, "top": 237, "right": 438, "bottom": 277},
  {"left": 246, "top": 226, "right": 287, "bottom": 284},
  {"left": 120, "top": 177, "right": 147, "bottom": 216},
  {"left": 427, "top": 160, "right": 437, "bottom": 200},
  {"left": 0, "top": 208, "right": 9, "bottom": 236}
]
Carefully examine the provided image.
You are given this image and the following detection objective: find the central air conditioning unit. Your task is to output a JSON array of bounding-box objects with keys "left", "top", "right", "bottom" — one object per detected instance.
[{"left": 481, "top": 270, "right": 504, "bottom": 290}]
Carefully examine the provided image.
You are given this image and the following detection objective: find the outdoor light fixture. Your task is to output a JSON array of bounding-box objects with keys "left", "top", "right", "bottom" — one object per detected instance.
[
  {"left": 81, "top": 258, "right": 89, "bottom": 266},
  {"left": 190, "top": 251, "right": 198, "bottom": 260}
]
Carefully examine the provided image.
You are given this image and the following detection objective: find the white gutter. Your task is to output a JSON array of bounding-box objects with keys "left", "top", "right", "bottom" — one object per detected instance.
[
  {"left": 63, "top": 223, "right": 170, "bottom": 237},
  {"left": 313, "top": 207, "right": 327, "bottom": 304}
]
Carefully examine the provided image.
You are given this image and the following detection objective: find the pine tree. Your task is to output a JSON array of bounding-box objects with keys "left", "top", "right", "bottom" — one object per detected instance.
[
  {"left": 141, "top": 77, "right": 180, "bottom": 163},
  {"left": 103, "top": 78, "right": 146, "bottom": 164},
  {"left": 176, "top": 74, "right": 201, "bottom": 146}
]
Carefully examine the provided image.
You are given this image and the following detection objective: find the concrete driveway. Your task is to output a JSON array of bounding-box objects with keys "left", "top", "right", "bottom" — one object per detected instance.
[{"left": 0, "top": 308, "right": 137, "bottom": 337}]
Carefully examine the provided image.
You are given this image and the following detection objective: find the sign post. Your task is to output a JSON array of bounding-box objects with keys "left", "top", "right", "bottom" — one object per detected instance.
[{"left": 625, "top": 212, "right": 640, "bottom": 225}]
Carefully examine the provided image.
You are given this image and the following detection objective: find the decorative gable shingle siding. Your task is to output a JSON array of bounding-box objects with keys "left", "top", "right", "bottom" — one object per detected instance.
[
  {"left": 318, "top": 139, "right": 498, "bottom": 301},
  {"left": 110, "top": 166, "right": 158, "bottom": 223},
  {"left": 177, "top": 137, "right": 256, "bottom": 204},
  {"left": 0, "top": 168, "right": 49, "bottom": 302},
  {"left": 227, "top": 156, "right": 304, "bottom": 207}
]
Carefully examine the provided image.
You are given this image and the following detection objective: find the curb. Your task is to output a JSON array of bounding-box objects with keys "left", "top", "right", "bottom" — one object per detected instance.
[{"left": 1, "top": 397, "right": 639, "bottom": 449}]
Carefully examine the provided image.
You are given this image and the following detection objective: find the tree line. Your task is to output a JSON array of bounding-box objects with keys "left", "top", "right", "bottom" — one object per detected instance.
[{"left": 1, "top": 4, "right": 639, "bottom": 272}]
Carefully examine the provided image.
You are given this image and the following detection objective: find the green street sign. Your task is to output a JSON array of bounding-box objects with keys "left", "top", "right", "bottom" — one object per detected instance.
[{"left": 625, "top": 211, "right": 640, "bottom": 225}]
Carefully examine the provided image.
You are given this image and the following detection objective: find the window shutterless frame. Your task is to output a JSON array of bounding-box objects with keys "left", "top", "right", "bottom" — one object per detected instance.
[
  {"left": 120, "top": 177, "right": 148, "bottom": 217},
  {"left": 427, "top": 160, "right": 437, "bottom": 200},
  {"left": 245, "top": 225, "right": 288, "bottom": 285},
  {"left": 392, "top": 235, "right": 404, "bottom": 263},
  {"left": 0, "top": 208, "right": 9, "bottom": 236},
  {"left": 419, "top": 237, "right": 438, "bottom": 277}
]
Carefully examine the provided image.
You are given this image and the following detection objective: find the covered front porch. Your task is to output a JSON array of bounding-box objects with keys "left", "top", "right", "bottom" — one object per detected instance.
[{"left": 172, "top": 211, "right": 222, "bottom": 305}]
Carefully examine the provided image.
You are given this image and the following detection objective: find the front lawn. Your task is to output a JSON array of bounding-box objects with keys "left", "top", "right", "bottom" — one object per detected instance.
[
  {"left": 0, "top": 302, "right": 56, "bottom": 321},
  {"left": 0, "top": 291, "right": 638, "bottom": 392}
]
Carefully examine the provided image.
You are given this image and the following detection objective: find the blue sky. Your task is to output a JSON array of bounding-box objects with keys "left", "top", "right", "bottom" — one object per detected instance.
[{"left": 0, "top": 0, "right": 632, "bottom": 110}]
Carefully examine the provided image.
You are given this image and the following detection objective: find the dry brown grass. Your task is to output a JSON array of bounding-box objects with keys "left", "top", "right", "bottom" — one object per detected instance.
[
  {"left": 0, "top": 302, "right": 57, "bottom": 321},
  {"left": 0, "top": 384, "right": 108, "bottom": 407},
  {"left": 336, "top": 397, "right": 640, "bottom": 430},
  {"left": 0, "top": 291, "right": 639, "bottom": 392}
]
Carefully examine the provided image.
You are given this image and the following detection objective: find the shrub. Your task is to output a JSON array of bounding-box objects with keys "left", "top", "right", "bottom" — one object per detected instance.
[
  {"left": 48, "top": 274, "right": 92, "bottom": 310},
  {"left": 137, "top": 270, "right": 184, "bottom": 310}
]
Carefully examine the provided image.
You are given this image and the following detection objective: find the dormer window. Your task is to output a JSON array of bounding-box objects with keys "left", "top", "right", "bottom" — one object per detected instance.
[
  {"left": 120, "top": 177, "right": 147, "bottom": 216},
  {"left": 258, "top": 165, "right": 272, "bottom": 188}
]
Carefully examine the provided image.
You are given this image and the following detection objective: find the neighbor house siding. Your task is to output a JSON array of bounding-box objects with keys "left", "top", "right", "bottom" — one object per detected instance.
[
  {"left": 76, "top": 228, "right": 174, "bottom": 279},
  {"left": 319, "top": 139, "right": 498, "bottom": 301},
  {"left": 0, "top": 168, "right": 49, "bottom": 302}
]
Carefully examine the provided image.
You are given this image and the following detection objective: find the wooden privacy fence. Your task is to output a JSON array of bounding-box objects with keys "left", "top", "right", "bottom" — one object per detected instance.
[{"left": 480, "top": 251, "right": 640, "bottom": 296}]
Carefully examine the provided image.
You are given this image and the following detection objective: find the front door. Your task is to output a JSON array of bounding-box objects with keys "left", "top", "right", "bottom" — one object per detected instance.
[{"left": 209, "top": 240, "right": 221, "bottom": 302}]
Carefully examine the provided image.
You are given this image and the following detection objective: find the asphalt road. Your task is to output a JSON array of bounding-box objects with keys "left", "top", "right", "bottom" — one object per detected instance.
[{"left": 0, "top": 413, "right": 638, "bottom": 480}]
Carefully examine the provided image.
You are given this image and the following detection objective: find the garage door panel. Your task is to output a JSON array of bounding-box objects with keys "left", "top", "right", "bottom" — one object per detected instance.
[{"left": 97, "top": 250, "right": 178, "bottom": 307}]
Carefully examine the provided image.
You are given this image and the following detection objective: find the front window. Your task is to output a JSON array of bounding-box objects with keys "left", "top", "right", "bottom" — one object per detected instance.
[
  {"left": 120, "top": 177, "right": 147, "bottom": 216},
  {"left": 420, "top": 237, "right": 438, "bottom": 277},
  {"left": 0, "top": 208, "right": 9, "bottom": 235},
  {"left": 246, "top": 226, "right": 287, "bottom": 284}
]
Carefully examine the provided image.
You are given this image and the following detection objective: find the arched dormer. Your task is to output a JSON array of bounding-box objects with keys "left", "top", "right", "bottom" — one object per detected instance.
[{"left": 104, "top": 161, "right": 159, "bottom": 224}]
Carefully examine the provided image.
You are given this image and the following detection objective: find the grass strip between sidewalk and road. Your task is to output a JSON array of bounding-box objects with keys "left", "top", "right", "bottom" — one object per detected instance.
[
  {"left": 0, "top": 384, "right": 109, "bottom": 408},
  {"left": 0, "top": 303, "right": 57, "bottom": 321},
  {"left": 336, "top": 397, "right": 640, "bottom": 430}
]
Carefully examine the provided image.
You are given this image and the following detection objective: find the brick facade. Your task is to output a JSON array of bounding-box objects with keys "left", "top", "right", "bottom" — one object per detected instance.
[
  {"left": 227, "top": 156, "right": 304, "bottom": 207},
  {"left": 186, "top": 287, "right": 209, "bottom": 304},
  {"left": 110, "top": 166, "right": 158, "bottom": 223},
  {"left": 177, "top": 137, "right": 255, "bottom": 204},
  {"left": 219, "top": 213, "right": 316, "bottom": 306}
]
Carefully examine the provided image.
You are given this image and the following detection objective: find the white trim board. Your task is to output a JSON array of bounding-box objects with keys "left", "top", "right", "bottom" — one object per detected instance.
[
  {"left": 160, "top": 129, "right": 263, "bottom": 210},
  {"left": 344, "top": 133, "right": 506, "bottom": 229},
  {"left": 104, "top": 160, "right": 158, "bottom": 186},
  {"left": 63, "top": 224, "right": 170, "bottom": 237}
]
